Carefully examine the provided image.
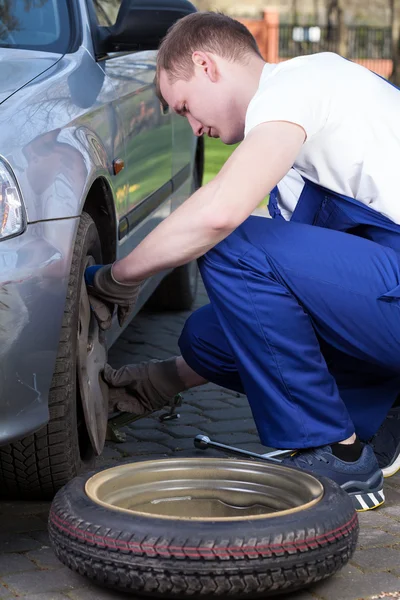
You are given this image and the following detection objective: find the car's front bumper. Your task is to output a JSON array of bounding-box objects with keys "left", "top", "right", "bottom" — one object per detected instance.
[{"left": 0, "top": 218, "right": 78, "bottom": 445}]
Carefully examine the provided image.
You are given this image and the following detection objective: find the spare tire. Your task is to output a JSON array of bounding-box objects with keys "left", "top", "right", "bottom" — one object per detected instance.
[{"left": 49, "top": 455, "right": 358, "bottom": 598}]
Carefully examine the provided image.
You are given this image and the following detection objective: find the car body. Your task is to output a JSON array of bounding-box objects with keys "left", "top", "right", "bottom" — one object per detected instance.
[{"left": 0, "top": 0, "right": 201, "bottom": 491}]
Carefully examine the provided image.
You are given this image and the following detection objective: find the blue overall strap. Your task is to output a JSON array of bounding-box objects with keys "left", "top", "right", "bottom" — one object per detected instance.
[{"left": 268, "top": 186, "right": 285, "bottom": 220}]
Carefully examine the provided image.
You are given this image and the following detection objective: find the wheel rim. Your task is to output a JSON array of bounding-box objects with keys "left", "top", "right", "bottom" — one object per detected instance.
[
  {"left": 76, "top": 256, "right": 109, "bottom": 456},
  {"left": 85, "top": 457, "right": 324, "bottom": 520}
]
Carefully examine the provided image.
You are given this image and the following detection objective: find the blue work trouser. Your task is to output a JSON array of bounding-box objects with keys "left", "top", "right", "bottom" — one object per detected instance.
[{"left": 178, "top": 183, "right": 400, "bottom": 448}]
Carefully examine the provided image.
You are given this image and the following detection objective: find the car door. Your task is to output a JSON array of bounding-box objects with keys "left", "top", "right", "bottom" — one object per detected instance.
[{"left": 89, "top": 0, "right": 173, "bottom": 255}]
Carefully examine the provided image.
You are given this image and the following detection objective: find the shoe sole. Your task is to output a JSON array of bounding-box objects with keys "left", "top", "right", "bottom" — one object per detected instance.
[
  {"left": 343, "top": 471, "right": 385, "bottom": 512},
  {"left": 382, "top": 452, "right": 400, "bottom": 478}
]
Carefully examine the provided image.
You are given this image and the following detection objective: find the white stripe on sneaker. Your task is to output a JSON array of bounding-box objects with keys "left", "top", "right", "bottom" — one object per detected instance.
[
  {"left": 356, "top": 495, "right": 369, "bottom": 510},
  {"left": 378, "top": 490, "right": 385, "bottom": 501},
  {"left": 368, "top": 493, "right": 378, "bottom": 505}
]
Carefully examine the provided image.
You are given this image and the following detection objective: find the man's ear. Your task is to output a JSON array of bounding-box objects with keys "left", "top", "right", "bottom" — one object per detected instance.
[{"left": 192, "top": 51, "right": 219, "bottom": 82}]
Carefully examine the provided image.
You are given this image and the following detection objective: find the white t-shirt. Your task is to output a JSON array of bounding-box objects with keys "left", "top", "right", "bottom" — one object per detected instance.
[{"left": 245, "top": 52, "right": 400, "bottom": 223}]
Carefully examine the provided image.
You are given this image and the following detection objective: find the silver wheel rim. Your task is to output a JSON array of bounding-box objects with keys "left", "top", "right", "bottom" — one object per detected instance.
[{"left": 86, "top": 457, "right": 324, "bottom": 521}]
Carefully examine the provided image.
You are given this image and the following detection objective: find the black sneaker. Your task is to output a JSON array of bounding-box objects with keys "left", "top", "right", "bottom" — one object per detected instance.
[
  {"left": 371, "top": 407, "right": 400, "bottom": 478},
  {"left": 283, "top": 444, "right": 384, "bottom": 512}
]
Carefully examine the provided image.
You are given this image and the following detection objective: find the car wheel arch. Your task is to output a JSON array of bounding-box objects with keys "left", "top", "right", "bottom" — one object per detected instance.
[{"left": 82, "top": 176, "right": 117, "bottom": 264}]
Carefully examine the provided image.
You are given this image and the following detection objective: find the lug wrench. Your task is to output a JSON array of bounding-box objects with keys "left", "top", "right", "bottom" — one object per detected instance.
[{"left": 194, "top": 434, "right": 292, "bottom": 463}]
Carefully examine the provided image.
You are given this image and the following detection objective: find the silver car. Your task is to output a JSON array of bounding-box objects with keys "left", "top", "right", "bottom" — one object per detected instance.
[{"left": 0, "top": 0, "right": 202, "bottom": 499}]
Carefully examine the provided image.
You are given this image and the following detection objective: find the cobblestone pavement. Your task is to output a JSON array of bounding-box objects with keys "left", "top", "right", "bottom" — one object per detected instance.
[{"left": 1, "top": 283, "right": 400, "bottom": 600}]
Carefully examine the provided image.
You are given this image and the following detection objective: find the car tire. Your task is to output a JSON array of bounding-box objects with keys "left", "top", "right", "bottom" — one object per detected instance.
[
  {"left": 146, "top": 165, "right": 201, "bottom": 312},
  {"left": 0, "top": 212, "right": 100, "bottom": 500},
  {"left": 147, "top": 260, "right": 199, "bottom": 311},
  {"left": 49, "top": 454, "right": 358, "bottom": 598}
]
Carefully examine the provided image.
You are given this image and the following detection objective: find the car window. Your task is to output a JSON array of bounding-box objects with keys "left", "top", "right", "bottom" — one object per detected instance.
[
  {"left": 0, "top": 0, "right": 70, "bottom": 53},
  {"left": 91, "top": 0, "right": 123, "bottom": 26}
]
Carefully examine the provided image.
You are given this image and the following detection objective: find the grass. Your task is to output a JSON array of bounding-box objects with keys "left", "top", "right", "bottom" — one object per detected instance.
[
  {"left": 203, "top": 137, "right": 239, "bottom": 185},
  {"left": 203, "top": 137, "right": 269, "bottom": 210}
]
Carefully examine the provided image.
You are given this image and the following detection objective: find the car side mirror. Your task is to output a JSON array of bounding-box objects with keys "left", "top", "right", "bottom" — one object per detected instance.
[{"left": 99, "top": 0, "right": 197, "bottom": 54}]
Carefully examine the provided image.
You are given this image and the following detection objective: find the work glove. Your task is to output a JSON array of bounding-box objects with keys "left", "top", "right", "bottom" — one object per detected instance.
[
  {"left": 85, "top": 264, "right": 142, "bottom": 331},
  {"left": 103, "top": 358, "right": 185, "bottom": 415}
]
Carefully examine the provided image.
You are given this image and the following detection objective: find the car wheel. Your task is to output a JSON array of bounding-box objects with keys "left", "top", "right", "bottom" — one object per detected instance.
[
  {"left": 0, "top": 212, "right": 106, "bottom": 500},
  {"left": 49, "top": 455, "right": 358, "bottom": 598}
]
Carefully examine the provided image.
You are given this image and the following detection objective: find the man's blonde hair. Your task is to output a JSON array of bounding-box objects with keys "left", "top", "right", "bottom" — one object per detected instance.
[{"left": 155, "top": 12, "right": 261, "bottom": 107}]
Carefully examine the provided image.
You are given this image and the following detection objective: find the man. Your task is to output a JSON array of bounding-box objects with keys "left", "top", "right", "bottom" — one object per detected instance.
[{"left": 85, "top": 12, "right": 400, "bottom": 511}]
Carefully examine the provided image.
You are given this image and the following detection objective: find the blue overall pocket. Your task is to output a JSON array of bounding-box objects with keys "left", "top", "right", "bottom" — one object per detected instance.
[{"left": 291, "top": 181, "right": 356, "bottom": 232}]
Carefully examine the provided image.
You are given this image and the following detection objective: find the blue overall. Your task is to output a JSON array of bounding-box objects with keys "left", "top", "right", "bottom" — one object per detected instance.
[{"left": 179, "top": 176, "right": 400, "bottom": 448}]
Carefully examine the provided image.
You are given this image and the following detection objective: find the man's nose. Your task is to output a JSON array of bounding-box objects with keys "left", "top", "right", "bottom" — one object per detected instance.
[{"left": 187, "top": 115, "right": 204, "bottom": 137}]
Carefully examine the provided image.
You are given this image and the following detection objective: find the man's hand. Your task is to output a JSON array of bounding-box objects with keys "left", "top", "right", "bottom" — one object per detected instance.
[{"left": 85, "top": 264, "right": 142, "bottom": 330}]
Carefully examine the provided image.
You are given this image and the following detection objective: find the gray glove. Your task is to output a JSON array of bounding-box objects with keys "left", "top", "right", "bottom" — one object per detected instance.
[
  {"left": 85, "top": 264, "right": 142, "bottom": 331},
  {"left": 103, "top": 358, "right": 185, "bottom": 415}
]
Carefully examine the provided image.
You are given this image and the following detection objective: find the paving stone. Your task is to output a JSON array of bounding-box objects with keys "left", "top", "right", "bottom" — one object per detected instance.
[
  {"left": 157, "top": 425, "right": 206, "bottom": 439},
  {"left": 221, "top": 396, "right": 250, "bottom": 408},
  {"left": 189, "top": 390, "right": 242, "bottom": 402},
  {"left": 358, "top": 527, "right": 400, "bottom": 548},
  {"left": 0, "top": 516, "right": 46, "bottom": 534},
  {"left": 158, "top": 436, "right": 207, "bottom": 452},
  {"left": 26, "top": 547, "right": 62, "bottom": 569},
  {"left": 28, "top": 531, "right": 51, "bottom": 545},
  {"left": 0, "top": 553, "right": 38, "bottom": 575},
  {"left": 114, "top": 441, "right": 171, "bottom": 456},
  {"left": 351, "top": 546, "right": 400, "bottom": 570},
  {"left": 3, "top": 567, "right": 88, "bottom": 595},
  {"left": 379, "top": 485, "right": 400, "bottom": 515},
  {"left": 385, "top": 568, "right": 400, "bottom": 578},
  {"left": 0, "top": 583, "right": 15, "bottom": 599},
  {"left": 310, "top": 569, "right": 400, "bottom": 600},
  {"left": 186, "top": 398, "right": 235, "bottom": 411},
  {"left": 199, "top": 382, "right": 226, "bottom": 392},
  {"left": 20, "top": 594, "right": 71, "bottom": 600},
  {"left": 357, "top": 511, "right": 400, "bottom": 531},
  {"left": 387, "top": 476, "right": 400, "bottom": 491},
  {"left": 0, "top": 534, "right": 41, "bottom": 553},
  {"left": 124, "top": 417, "right": 164, "bottom": 431},
  {"left": 199, "top": 419, "right": 258, "bottom": 435},
  {"left": 201, "top": 407, "right": 253, "bottom": 421},
  {"left": 366, "top": 594, "right": 400, "bottom": 600},
  {"left": 0, "top": 502, "right": 50, "bottom": 517},
  {"left": 124, "top": 428, "right": 177, "bottom": 443},
  {"left": 158, "top": 413, "right": 210, "bottom": 427},
  {"left": 177, "top": 406, "right": 205, "bottom": 416},
  {"left": 101, "top": 447, "right": 123, "bottom": 460}
]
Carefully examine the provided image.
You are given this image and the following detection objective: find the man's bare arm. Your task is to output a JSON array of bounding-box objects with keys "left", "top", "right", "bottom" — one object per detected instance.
[{"left": 113, "top": 121, "right": 306, "bottom": 283}]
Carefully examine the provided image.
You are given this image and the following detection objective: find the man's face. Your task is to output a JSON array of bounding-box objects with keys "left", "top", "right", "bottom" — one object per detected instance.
[{"left": 159, "top": 60, "right": 245, "bottom": 145}]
